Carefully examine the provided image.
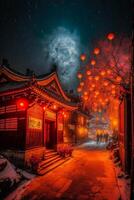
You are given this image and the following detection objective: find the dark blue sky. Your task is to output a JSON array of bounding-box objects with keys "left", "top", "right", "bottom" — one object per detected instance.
[{"left": 0, "top": 0, "right": 131, "bottom": 76}]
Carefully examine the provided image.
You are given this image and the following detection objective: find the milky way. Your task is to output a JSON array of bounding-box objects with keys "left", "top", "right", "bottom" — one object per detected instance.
[{"left": 43, "top": 27, "right": 81, "bottom": 89}]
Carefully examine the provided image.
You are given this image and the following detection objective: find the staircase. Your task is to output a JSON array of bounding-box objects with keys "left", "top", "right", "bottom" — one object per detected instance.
[{"left": 38, "top": 149, "right": 70, "bottom": 175}]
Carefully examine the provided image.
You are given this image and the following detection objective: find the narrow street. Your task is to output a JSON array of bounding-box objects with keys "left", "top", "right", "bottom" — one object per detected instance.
[{"left": 10, "top": 142, "right": 120, "bottom": 200}]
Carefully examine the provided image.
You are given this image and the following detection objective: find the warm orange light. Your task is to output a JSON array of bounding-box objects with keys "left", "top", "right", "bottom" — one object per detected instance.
[
  {"left": 84, "top": 96, "right": 88, "bottom": 101},
  {"left": 91, "top": 59, "right": 96, "bottom": 66},
  {"left": 116, "top": 76, "right": 122, "bottom": 82},
  {"left": 53, "top": 105, "right": 57, "bottom": 109},
  {"left": 86, "top": 70, "right": 91, "bottom": 76},
  {"left": 88, "top": 76, "right": 93, "bottom": 81},
  {"left": 107, "top": 69, "right": 112, "bottom": 74},
  {"left": 80, "top": 54, "right": 86, "bottom": 61},
  {"left": 77, "top": 72, "right": 83, "bottom": 79},
  {"left": 95, "top": 76, "right": 100, "bottom": 81},
  {"left": 105, "top": 98, "right": 109, "bottom": 102},
  {"left": 111, "top": 84, "right": 116, "bottom": 89},
  {"left": 104, "top": 81, "right": 108, "bottom": 86},
  {"left": 91, "top": 84, "right": 95, "bottom": 88},
  {"left": 16, "top": 98, "right": 28, "bottom": 110},
  {"left": 77, "top": 87, "right": 82, "bottom": 93},
  {"left": 93, "top": 48, "right": 100, "bottom": 55},
  {"left": 80, "top": 81, "right": 84, "bottom": 87},
  {"left": 111, "top": 90, "right": 116, "bottom": 95},
  {"left": 43, "top": 106, "right": 46, "bottom": 111},
  {"left": 89, "top": 87, "right": 94, "bottom": 91},
  {"left": 84, "top": 91, "right": 88, "bottom": 95},
  {"left": 107, "top": 32, "right": 115, "bottom": 41},
  {"left": 100, "top": 70, "right": 106, "bottom": 76},
  {"left": 95, "top": 91, "right": 99, "bottom": 96}
]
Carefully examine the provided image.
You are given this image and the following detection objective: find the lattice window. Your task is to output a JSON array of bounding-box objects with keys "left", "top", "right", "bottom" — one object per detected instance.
[
  {"left": 0, "top": 106, "right": 5, "bottom": 114},
  {"left": 6, "top": 105, "right": 17, "bottom": 113},
  {"left": 0, "top": 118, "right": 17, "bottom": 130}
]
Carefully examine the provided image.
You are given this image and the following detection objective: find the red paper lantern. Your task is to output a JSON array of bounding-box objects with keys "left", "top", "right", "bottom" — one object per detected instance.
[
  {"left": 94, "top": 48, "right": 100, "bottom": 55},
  {"left": 77, "top": 72, "right": 83, "bottom": 79},
  {"left": 80, "top": 54, "right": 86, "bottom": 61},
  {"left": 16, "top": 98, "right": 29, "bottom": 110},
  {"left": 91, "top": 59, "right": 96, "bottom": 66},
  {"left": 107, "top": 33, "right": 115, "bottom": 41},
  {"left": 86, "top": 70, "right": 91, "bottom": 76}
]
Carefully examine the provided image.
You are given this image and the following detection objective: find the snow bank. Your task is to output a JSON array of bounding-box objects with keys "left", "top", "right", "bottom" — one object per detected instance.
[{"left": 0, "top": 157, "right": 20, "bottom": 186}]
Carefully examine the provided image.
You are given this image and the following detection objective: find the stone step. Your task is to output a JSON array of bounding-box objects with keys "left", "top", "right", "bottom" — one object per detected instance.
[
  {"left": 38, "top": 157, "right": 70, "bottom": 175},
  {"left": 39, "top": 157, "right": 62, "bottom": 170},
  {"left": 45, "top": 149, "right": 56, "bottom": 153},
  {"left": 45, "top": 151, "right": 58, "bottom": 158},
  {"left": 39, "top": 155, "right": 61, "bottom": 168}
]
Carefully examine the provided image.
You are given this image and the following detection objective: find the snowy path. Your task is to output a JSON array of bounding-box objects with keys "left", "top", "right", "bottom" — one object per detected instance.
[{"left": 6, "top": 141, "right": 121, "bottom": 200}]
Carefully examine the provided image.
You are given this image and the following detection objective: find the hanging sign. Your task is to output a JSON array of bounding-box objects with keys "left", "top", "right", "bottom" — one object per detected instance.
[{"left": 29, "top": 117, "right": 42, "bottom": 129}]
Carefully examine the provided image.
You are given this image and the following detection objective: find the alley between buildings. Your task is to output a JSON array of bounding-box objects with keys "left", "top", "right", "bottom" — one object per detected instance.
[{"left": 6, "top": 142, "right": 121, "bottom": 200}]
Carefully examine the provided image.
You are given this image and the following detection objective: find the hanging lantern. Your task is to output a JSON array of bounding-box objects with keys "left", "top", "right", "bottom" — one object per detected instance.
[
  {"left": 107, "top": 32, "right": 115, "bottom": 41},
  {"left": 84, "top": 91, "right": 88, "bottom": 96},
  {"left": 91, "top": 59, "right": 96, "bottom": 66},
  {"left": 95, "top": 91, "right": 99, "bottom": 96},
  {"left": 100, "top": 70, "right": 106, "bottom": 76},
  {"left": 86, "top": 70, "right": 91, "bottom": 76},
  {"left": 104, "top": 81, "right": 108, "bottom": 86},
  {"left": 80, "top": 81, "right": 84, "bottom": 87},
  {"left": 89, "top": 87, "right": 93, "bottom": 91},
  {"left": 95, "top": 76, "right": 100, "bottom": 81},
  {"left": 84, "top": 96, "right": 88, "bottom": 101},
  {"left": 105, "top": 98, "right": 109, "bottom": 102},
  {"left": 91, "top": 83, "right": 95, "bottom": 88},
  {"left": 88, "top": 76, "right": 93, "bottom": 81},
  {"left": 77, "top": 87, "right": 82, "bottom": 93},
  {"left": 116, "top": 76, "right": 122, "bottom": 82},
  {"left": 107, "top": 69, "right": 112, "bottom": 74},
  {"left": 80, "top": 54, "right": 86, "bottom": 61},
  {"left": 16, "top": 98, "right": 29, "bottom": 110},
  {"left": 93, "top": 48, "right": 100, "bottom": 55},
  {"left": 111, "top": 89, "right": 116, "bottom": 95},
  {"left": 77, "top": 72, "right": 83, "bottom": 79},
  {"left": 111, "top": 84, "right": 116, "bottom": 89}
]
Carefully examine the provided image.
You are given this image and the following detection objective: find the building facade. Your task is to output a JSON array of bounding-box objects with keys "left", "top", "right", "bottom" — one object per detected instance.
[{"left": 0, "top": 65, "right": 90, "bottom": 167}]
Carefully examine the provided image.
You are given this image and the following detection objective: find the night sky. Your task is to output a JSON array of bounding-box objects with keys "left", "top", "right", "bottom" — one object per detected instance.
[{"left": 0, "top": 0, "right": 131, "bottom": 89}]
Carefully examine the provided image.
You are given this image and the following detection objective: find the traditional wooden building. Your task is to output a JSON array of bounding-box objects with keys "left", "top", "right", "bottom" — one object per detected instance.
[
  {"left": 0, "top": 64, "right": 78, "bottom": 166},
  {"left": 118, "top": 94, "right": 132, "bottom": 175}
]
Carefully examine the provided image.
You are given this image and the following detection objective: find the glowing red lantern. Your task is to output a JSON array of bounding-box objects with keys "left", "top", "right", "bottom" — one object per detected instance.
[
  {"left": 77, "top": 87, "right": 82, "bottom": 93},
  {"left": 107, "top": 32, "right": 115, "bottom": 41},
  {"left": 84, "top": 91, "right": 88, "bottom": 96},
  {"left": 104, "top": 81, "right": 108, "bottom": 86},
  {"left": 91, "top": 59, "right": 96, "bottom": 66},
  {"left": 16, "top": 98, "right": 28, "bottom": 110},
  {"left": 43, "top": 106, "right": 46, "bottom": 111},
  {"left": 116, "top": 76, "right": 122, "bottom": 82},
  {"left": 100, "top": 70, "right": 106, "bottom": 76},
  {"left": 93, "top": 48, "right": 100, "bottom": 55},
  {"left": 86, "top": 70, "right": 91, "bottom": 76},
  {"left": 77, "top": 72, "right": 83, "bottom": 79},
  {"left": 88, "top": 76, "right": 93, "bottom": 81},
  {"left": 80, "top": 81, "right": 84, "bottom": 87},
  {"left": 53, "top": 104, "right": 57, "bottom": 109},
  {"left": 95, "top": 76, "right": 100, "bottom": 81},
  {"left": 80, "top": 54, "right": 86, "bottom": 61}
]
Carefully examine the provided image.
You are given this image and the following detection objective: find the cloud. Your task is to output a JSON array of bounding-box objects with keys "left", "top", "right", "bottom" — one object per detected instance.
[{"left": 43, "top": 27, "right": 80, "bottom": 89}]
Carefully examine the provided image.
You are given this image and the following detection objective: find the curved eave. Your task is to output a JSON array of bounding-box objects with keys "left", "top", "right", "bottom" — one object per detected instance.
[
  {"left": 37, "top": 72, "right": 71, "bottom": 102},
  {"left": 0, "top": 86, "right": 30, "bottom": 96},
  {"left": 0, "top": 66, "right": 30, "bottom": 81},
  {"left": 31, "top": 86, "right": 77, "bottom": 111},
  {"left": 0, "top": 85, "right": 77, "bottom": 111}
]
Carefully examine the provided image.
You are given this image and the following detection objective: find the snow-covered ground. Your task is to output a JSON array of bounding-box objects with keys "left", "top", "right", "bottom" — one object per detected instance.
[{"left": 0, "top": 155, "right": 36, "bottom": 200}]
